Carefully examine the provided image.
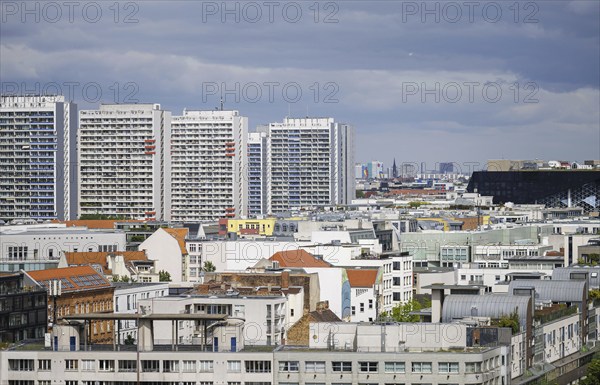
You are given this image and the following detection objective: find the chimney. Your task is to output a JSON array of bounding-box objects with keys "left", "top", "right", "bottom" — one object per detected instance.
[
  {"left": 431, "top": 288, "right": 444, "bottom": 323},
  {"left": 281, "top": 271, "right": 290, "bottom": 289},
  {"left": 316, "top": 300, "right": 329, "bottom": 312}
]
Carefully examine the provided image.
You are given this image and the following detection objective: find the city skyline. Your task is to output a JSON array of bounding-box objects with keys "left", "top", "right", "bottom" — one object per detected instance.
[{"left": 1, "top": 1, "right": 598, "bottom": 167}]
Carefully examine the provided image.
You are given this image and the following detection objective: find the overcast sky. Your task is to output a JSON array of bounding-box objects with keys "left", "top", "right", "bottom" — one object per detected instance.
[{"left": 1, "top": 0, "right": 599, "bottom": 170}]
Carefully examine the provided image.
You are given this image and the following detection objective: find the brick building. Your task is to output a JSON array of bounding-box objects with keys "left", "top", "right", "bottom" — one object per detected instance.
[{"left": 26, "top": 266, "right": 115, "bottom": 343}]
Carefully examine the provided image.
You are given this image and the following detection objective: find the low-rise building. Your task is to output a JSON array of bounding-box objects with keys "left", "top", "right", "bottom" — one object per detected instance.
[
  {"left": 25, "top": 266, "right": 114, "bottom": 343},
  {"left": 112, "top": 282, "right": 170, "bottom": 342},
  {"left": 0, "top": 271, "right": 47, "bottom": 342}
]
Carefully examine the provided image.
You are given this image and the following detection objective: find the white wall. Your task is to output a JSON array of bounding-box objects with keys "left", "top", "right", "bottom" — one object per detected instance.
[{"left": 139, "top": 229, "right": 183, "bottom": 283}]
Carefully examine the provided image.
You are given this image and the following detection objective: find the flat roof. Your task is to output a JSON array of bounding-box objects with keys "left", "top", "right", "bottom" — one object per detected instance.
[
  {"left": 61, "top": 313, "right": 228, "bottom": 321},
  {"left": 422, "top": 284, "right": 485, "bottom": 290}
]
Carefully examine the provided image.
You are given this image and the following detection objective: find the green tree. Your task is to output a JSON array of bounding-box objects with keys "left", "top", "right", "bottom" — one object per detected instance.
[
  {"left": 496, "top": 311, "right": 520, "bottom": 334},
  {"left": 158, "top": 270, "right": 171, "bottom": 282},
  {"left": 112, "top": 275, "right": 120, "bottom": 283},
  {"left": 356, "top": 190, "right": 365, "bottom": 198},
  {"left": 203, "top": 261, "right": 216, "bottom": 272},
  {"left": 120, "top": 275, "right": 130, "bottom": 283},
  {"left": 380, "top": 299, "right": 428, "bottom": 323},
  {"left": 590, "top": 289, "right": 600, "bottom": 301},
  {"left": 582, "top": 353, "right": 600, "bottom": 385}
]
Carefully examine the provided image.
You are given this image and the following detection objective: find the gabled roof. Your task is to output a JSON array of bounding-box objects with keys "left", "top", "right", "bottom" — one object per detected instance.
[
  {"left": 308, "top": 308, "right": 342, "bottom": 322},
  {"left": 64, "top": 251, "right": 148, "bottom": 274},
  {"left": 346, "top": 269, "right": 378, "bottom": 288},
  {"left": 163, "top": 228, "right": 189, "bottom": 254},
  {"left": 65, "top": 251, "right": 147, "bottom": 265},
  {"left": 270, "top": 249, "right": 331, "bottom": 268},
  {"left": 27, "top": 266, "right": 112, "bottom": 293}
]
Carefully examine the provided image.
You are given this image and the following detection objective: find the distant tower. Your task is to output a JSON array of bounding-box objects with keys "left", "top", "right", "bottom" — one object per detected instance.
[{"left": 392, "top": 158, "right": 398, "bottom": 178}]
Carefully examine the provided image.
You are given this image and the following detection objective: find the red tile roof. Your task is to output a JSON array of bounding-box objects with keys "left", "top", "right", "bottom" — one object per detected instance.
[
  {"left": 163, "top": 228, "right": 189, "bottom": 254},
  {"left": 27, "top": 266, "right": 112, "bottom": 293},
  {"left": 64, "top": 251, "right": 148, "bottom": 274},
  {"left": 270, "top": 249, "right": 331, "bottom": 268},
  {"left": 346, "top": 269, "right": 378, "bottom": 288}
]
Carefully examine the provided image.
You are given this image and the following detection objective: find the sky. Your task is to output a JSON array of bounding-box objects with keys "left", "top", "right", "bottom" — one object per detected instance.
[{"left": 1, "top": 0, "right": 599, "bottom": 171}]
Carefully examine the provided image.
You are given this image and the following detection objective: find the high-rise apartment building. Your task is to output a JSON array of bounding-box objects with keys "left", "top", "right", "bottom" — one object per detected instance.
[
  {"left": 247, "top": 130, "right": 267, "bottom": 217},
  {"left": 266, "top": 117, "right": 354, "bottom": 214},
  {"left": 0, "top": 95, "right": 77, "bottom": 221},
  {"left": 78, "top": 104, "right": 171, "bottom": 220},
  {"left": 170, "top": 110, "right": 248, "bottom": 222}
]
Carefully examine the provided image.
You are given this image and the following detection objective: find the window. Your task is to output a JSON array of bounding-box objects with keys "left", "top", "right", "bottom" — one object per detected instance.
[
  {"left": 384, "top": 362, "right": 405, "bottom": 373},
  {"left": 81, "top": 360, "right": 95, "bottom": 371},
  {"left": 332, "top": 361, "right": 352, "bottom": 372},
  {"left": 199, "top": 360, "right": 213, "bottom": 372},
  {"left": 141, "top": 360, "right": 159, "bottom": 372},
  {"left": 182, "top": 360, "right": 196, "bottom": 373},
  {"left": 98, "top": 360, "right": 114, "bottom": 372},
  {"left": 9, "top": 360, "right": 34, "bottom": 371},
  {"left": 305, "top": 361, "right": 326, "bottom": 373},
  {"left": 439, "top": 362, "right": 459, "bottom": 373},
  {"left": 368, "top": 299, "right": 373, "bottom": 309},
  {"left": 38, "top": 382, "right": 50, "bottom": 385},
  {"left": 65, "top": 360, "right": 78, "bottom": 371},
  {"left": 163, "top": 360, "right": 179, "bottom": 373},
  {"left": 352, "top": 306, "right": 356, "bottom": 315},
  {"left": 465, "top": 362, "right": 482, "bottom": 373},
  {"left": 227, "top": 360, "right": 241, "bottom": 373},
  {"left": 411, "top": 362, "right": 432, "bottom": 373},
  {"left": 66, "top": 382, "right": 77, "bottom": 385},
  {"left": 118, "top": 360, "right": 137, "bottom": 372},
  {"left": 360, "top": 303, "right": 365, "bottom": 312},
  {"left": 38, "top": 359, "right": 51, "bottom": 371},
  {"left": 359, "top": 362, "right": 378, "bottom": 372},
  {"left": 279, "top": 361, "right": 299, "bottom": 372}
]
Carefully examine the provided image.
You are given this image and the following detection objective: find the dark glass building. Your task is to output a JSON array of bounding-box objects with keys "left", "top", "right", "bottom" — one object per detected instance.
[
  {"left": 0, "top": 271, "right": 47, "bottom": 342},
  {"left": 467, "top": 171, "right": 600, "bottom": 211}
]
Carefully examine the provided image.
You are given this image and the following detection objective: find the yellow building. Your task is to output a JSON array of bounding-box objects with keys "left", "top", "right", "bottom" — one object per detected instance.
[{"left": 226, "top": 218, "right": 277, "bottom": 236}]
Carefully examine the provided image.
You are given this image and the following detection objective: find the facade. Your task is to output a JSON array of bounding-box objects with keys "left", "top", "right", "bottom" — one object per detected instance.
[
  {"left": 266, "top": 117, "right": 355, "bottom": 213},
  {"left": 0, "top": 223, "right": 126, "bottom": 273},
  {"left": 170, "top": 110, "right": 248, "bottom": 222},
  {"left": 467, "top": 170, "right": 600, "bottom": 212},
  {"left": 0, "top": 95, "right": 77, "bottom": 221},
  {"left": 113, "top": 282, "right": 169, "bottom": 342},
  {"left": 0, "top": 271, "right": 47, "bottom": 342},
  {"left": 247, "top": 130, "right": 267, "bottom": 217},
  {"left": 140, "top": 293, "right": 288, "bottom": 346},
  {"left": 0, "top": 321, "right": 511, "bottom": 385},
  {"left": 26, "top": 265, "right": 115, "bottom": 343},
  {"left": 346, "top": 268, "right": 379, "bottom": 322},
  {"left": 139, "top": 228, "right": 188, "bottom": 283},
  {"left": 78, "top": 103, "right": 171, "bottom": 220}
]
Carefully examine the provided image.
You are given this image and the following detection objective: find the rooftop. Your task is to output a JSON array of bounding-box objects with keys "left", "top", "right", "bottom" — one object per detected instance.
[
  {"left": 270, "top": 249, "right": 332, "bottom": 268},
  {"left": 346, "top": 268, "right": 378, "bottom": 288},
  {"left": 27, "top": 266, "right": 112, "bottom": 293}
]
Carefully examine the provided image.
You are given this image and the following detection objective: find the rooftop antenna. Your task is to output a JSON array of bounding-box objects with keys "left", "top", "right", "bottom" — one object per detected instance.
[{"left": 220, "top": 97, "right": 224, "bottom": 111}]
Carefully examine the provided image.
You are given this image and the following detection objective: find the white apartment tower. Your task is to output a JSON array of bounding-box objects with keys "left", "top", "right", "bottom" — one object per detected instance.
[
  {"left": 266, "top": 117, "right": 355, "bottom": 214},
  {"left": 0, "top": 95, "right": 77, "bottom": 221},
  {"left": 78, "top": 104, "right": 171, "bottom": 220},
  {"left": 170, "top": 110, "right": 248, "bottom": 222},
  {"left": 247, "top": 130, "right": 268, "bottom": 217}
]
